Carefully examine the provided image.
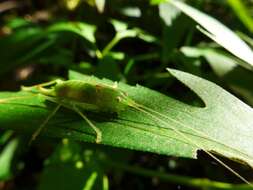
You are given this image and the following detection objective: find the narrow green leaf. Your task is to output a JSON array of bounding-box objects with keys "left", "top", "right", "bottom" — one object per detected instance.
[
  {"left": 169, "top": 0, "right": 253, "bottom": 70},
  {"left": 238, "top": 32, "right": 253, "bottom": 48},
  {"left": 0, "top": 21, "right": 97, "bottom": 75},
  {"left": 227, "top": 0, "right": 253, "bottom": 33},
  {"left": 0, "top": 139, "right": 18, "bottom": 180}
]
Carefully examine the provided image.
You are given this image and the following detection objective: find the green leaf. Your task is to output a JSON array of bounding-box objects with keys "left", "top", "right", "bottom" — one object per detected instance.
[
  {"left": 159, "top": 6, "right": 193, "bottom": 63},
  {"left": 159, "top": 2, "right": 181, "bottom": 26},
  {"left": 47, "top": 22, "right": 96, "bottom": 43},
  {"left": 61, "top": 0, "right": 81, "bottom": 10},
  {"left": 181, "top": 47, "right": 238, "bottom": 76},
  {"left": 101, "top": 20, "right": 157, "bottom": 57},
  {"left": 0, "top": 138, "right": 19, "bottom": 180},
  {"left": 0, "top": 69, "right": 253, "bottom": 168},
  {"left": 169, "top": 0, "right": 253, "bottom": 70},
  {"left": 227, "top": 0, "right": 253, "bottom": 33},
  {"left": 150, "top": 0, "right": 167, "bottom": 5},
  {"left": 119, "top": 7, "right": 141, "bottom": 18},
  {"left": 95, "top": 0, "right": 106, "bottom": 13},
  {"left": 0, "top": 26, "right": 48, "bottom": 75},
  {"left": 238, "top": 32, "right": 253, "bottom": 48},
  {"left": 38, "top": 140, "right": 105, "bottom": 190},
  {"left": 0, "top": 21, "right": 97, "bottom": 75},
  {"left": 110, "top": 19, "right": 130, "bottom": 33}
]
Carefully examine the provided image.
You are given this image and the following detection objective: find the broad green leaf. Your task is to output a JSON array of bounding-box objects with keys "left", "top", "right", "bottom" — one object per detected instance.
[
  {"left": 169, "top": 0, "right": 253, "bottom": 70},
  {"left": 0, "top": 69, "right": 253, "bottom": 169}
]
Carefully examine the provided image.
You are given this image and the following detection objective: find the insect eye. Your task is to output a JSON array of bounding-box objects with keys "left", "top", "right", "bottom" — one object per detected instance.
[
  {"left": 116, "top": 96, "right": 122, "bottom": 102},
  {"left": 95, "top": 85, "right": 103, "bottom": 92}
]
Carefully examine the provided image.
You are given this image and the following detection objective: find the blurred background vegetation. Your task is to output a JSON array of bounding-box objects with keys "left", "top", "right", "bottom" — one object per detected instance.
[{"left": 0, "top": 0, "right": 252, "bottom": 189}]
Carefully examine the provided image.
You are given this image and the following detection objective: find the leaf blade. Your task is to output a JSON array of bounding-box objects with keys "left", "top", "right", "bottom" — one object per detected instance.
[{"left": 0, "top": 69, "right": 253, "bottom": 167}]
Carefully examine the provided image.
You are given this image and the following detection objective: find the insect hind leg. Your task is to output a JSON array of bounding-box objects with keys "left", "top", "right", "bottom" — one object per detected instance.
[{"left": 73, "top": 106, "right": 102, "bottom": 144}]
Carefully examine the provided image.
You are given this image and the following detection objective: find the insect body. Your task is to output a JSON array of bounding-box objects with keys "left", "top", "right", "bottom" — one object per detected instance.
[
  {"left": 37, "top": 80, "right": 134, "bottom": 112},
  {"left": 22, "top": 79, "right": 136, "bottom": 143}
]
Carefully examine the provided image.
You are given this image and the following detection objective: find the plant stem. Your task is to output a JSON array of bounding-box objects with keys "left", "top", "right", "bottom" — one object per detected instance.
[
  {"left": 101, "top": 30, "right": 137, "bottom": 58},
  {"left": 101, "top": 34, "right": 121, "bottom": 57},
  {"left": 105, "top": 161, "right": 249, "bottom": 190}
]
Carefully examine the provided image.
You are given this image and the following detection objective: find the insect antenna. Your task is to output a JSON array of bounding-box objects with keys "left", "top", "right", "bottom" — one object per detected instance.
[
  {"left": 0, "top": 95, "right": 36, "bottom": 103},
  {"left": 0, "top": 80, "right": 62, "bottom": 104},
  {"left": 0, "top": 80, "right": 57, "bottom": 104},
  {"left": 128, "top": 102, "right": 253, "bottom": 186}
]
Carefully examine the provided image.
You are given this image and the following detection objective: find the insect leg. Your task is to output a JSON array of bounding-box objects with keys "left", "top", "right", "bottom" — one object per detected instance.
[
  {"left": 29, "top": 104, "right": 61, "bottom": 144},
  {"left": 21, "top": 79, "right": 63, "bottom": 91},
  {"left": 73, "top": 106, "right": 102, "bottom": 144},
  {"left": 36, "top": 79, "right": 63, "bottom": 87}
]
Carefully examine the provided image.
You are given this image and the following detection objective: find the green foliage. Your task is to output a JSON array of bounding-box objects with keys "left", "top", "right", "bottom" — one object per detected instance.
[
  {"left": 0, "top": 0, "right": 253, "bottom": 189},
  {"left": 1, "top": 69, "right": 253, "bottom": 164},
  {"left": 169, "top": 0, "right": 253, "bottom": 69}
]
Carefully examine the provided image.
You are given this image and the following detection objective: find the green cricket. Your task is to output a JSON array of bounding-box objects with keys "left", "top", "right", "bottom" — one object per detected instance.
[
  {"left": 0, "top": 78, "right": 252, "bottom": 185},
  {"left": 21, "top": 79, "right": 138, "bottom": 144}
]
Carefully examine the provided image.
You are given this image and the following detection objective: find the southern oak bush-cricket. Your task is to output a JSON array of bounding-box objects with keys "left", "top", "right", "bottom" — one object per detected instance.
[{"left": 0, "top": 78, "right": 252, "bottom": 186}]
